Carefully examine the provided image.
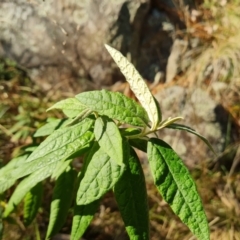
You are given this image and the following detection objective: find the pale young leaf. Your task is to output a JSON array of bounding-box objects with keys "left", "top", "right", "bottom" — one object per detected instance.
[{"left": 105, "top": 44, "right": 161, "bottom": 130}]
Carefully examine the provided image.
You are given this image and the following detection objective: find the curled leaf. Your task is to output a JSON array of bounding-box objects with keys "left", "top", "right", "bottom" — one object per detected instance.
[{"left": 166, "top": 123, "right": 216, "bottom": 155}]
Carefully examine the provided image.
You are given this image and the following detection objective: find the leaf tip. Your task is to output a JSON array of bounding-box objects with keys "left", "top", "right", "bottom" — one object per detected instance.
[
  {"left": 46, "top": 106, "right": 53, "bottom": 112},
  {"left": 104, "top": 44, "right": 111, "bottom": 50},
  {"left": 104, "top": 44, "right": 114, "bottom": 55},
  {"left": 46, "top": 103, "right": 60, "bottom": 112}
]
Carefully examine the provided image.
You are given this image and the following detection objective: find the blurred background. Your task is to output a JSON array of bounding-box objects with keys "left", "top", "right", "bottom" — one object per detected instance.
[{"left": 0, "top": 0, "right": 240, "bottom": 239}]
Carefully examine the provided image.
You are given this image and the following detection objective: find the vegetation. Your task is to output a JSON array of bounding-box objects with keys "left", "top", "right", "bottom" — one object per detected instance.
[
  {"left": 0, "top": 45, "right": 214, "bottom": 240},
  {"left": 0, "top": 1, "right": 239, "bottom": 240},
  {"left": 183, "top": 1, "right": 238, "bottom": 86}
]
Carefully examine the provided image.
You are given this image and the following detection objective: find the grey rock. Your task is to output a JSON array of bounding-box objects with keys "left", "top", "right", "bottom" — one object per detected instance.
[
  {"left": 166, "top": 39, "right": 188, "bottom": 83},
  {"left": 190, "top": 88, "right": 217, "bottom": 122},
  {"left": 155, "top": 86, "right": 232, "bottom": 167},
  {"left": 0, "top": 0, "right": 150, "bottom": 90},
  {"left": 0, "top": 0, "right": 197, "bottom": 90},
  {"left": 155, "top": 85, "right": 187, "bottom": 116}
]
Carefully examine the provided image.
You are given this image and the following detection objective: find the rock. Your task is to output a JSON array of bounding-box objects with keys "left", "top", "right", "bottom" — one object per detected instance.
[
  {"left": 137, "top": 7, "right": 173, "bottom": 81},
  {"left": 166, "top": 39, "right": 188, "bottom": 83},
  {"left": 0, "top": 0, "right": 194, "bottom": 91},
  {"left": 0, "top": 0, "right": 151, "bottom": 91},
  {"left": 155, "top": 86, "right": 234, "bottom": 167},
  {"left": 155, "top": 85, "right": 187, "bottom": 115},
  {"left": 190, "top": 88, "right": 217, "bottom": 122}
]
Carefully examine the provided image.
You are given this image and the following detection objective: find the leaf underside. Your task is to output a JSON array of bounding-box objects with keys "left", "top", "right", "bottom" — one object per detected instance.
[
  {"left": 147, "top": 138, "right": 209, "bottom": 240},
  {"left": 104, "top": 44, "right": 161, "bottom": 129}
]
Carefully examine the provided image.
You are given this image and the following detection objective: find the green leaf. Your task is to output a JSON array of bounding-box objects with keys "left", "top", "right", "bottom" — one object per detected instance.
[
  {"left": 0, "top": 153, "right": 30, "bottom": 175},
  {"left": 71, "top": 200, "right": 100, "bottom": 240},
  {"left": 0, "top": 104, "right": 9, "bottom": 119},
  {"left": 47, "top": 98, "right": 86, "bottom": 118},
  {"left": 0, "top": 154, "right": 30, "bottom": 192},
  {"left": 105, "top": 44, "right": 161, "bottom": 130},
  {"left": 66, "top": 109, "right": 93, "bottom": 127},
  {"left": 0, "top": 204, "right": 3, "bottom": 240},
  {"left": 23, "top": 182, "right": 43, "bottom": 226},
  {"left": 0, "top": 179, "right": 15, "bottom": 196},
  {"left": 26, "top": 119, "right": 93, "bottom": 164},
  {"left": 71, "top": 144, "right": 101, "bottom": 240},
  {"left": 34, "top": 119, "right": 69, "bottom": 137},
  {"left": 76, "top": 89, "right": 149, "bottom": 127},
  {"left": 3, "top": 162, "right": 56, "bottom": 218},
  {"left": 46, "top": 166, "right": 77, "bottom": 239},
  {"left": 0, "top": 119, "right": 94, "bottom": 194},
  {"left": 114, "top": 147, "right": 149, "bottom": 240},
  {"left": 154, "top": 96, "right": 162, "bottom": 126},
  {"left": 23, "top": 145, "right": 38, "bottom": 152},
  {"left": 166, "top": 123, "right": 216, "bottom": 155},
  {"left": 129, "top": 138, "right": 148, "bottom": 152},
  {"left": 120, "top": 127, "right": 142, "bottom": 137},
  {"left": 76, "top": 144, "right": 126, "bottom": 205},
  {"left": 9, "top": 119, "right": 28, "bottom": 134},
  {"left": 50, "top": 159, "right": 72, "bottom": 181},
  {"left": 66, "top": 143, "right": 93, "bottom": 160},
  {"left": 94, "top": 116, "right": 123, "bottom": 165},
  {"left": 147, "top": 138, "right": 209, "bottom": 240}
]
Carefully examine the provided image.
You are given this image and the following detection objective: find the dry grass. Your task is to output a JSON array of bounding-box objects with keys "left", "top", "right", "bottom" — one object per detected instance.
[{"left": 180, "top": 0, "right": 240, "bottom": 87}]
